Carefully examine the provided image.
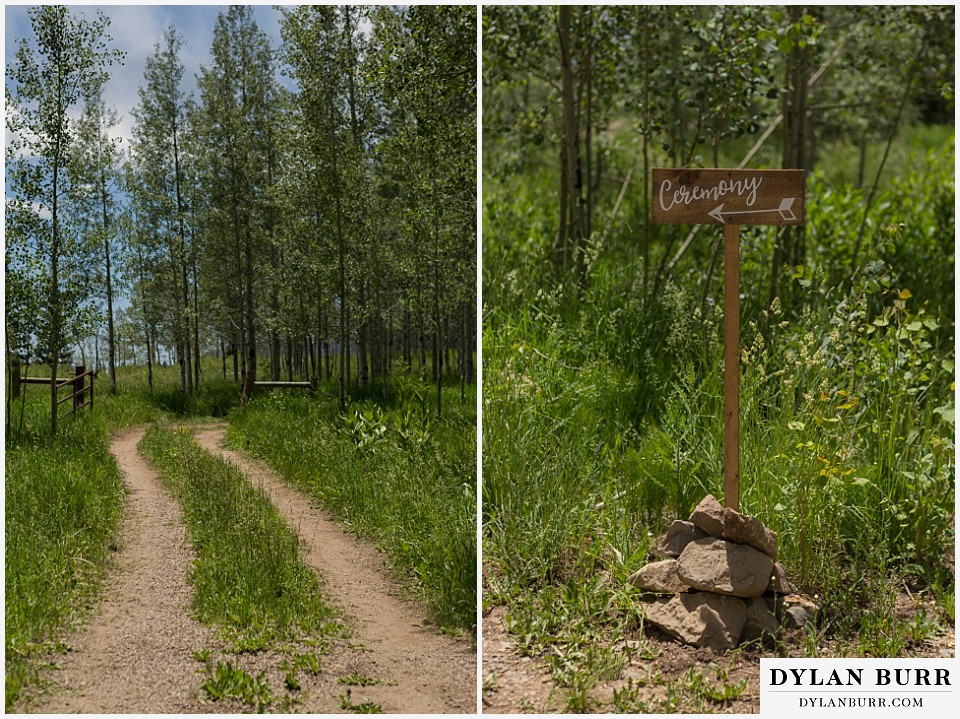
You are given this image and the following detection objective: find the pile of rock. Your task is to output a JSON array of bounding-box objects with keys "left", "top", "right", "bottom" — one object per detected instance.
[{"left": 627, "top": 494, "right": 818, "bottom": 652}]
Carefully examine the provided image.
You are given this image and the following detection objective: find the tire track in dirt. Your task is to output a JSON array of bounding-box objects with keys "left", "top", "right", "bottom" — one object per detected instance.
[
  {"left": 193, "top": 424, "right": 477, "bottom": 714},
  {"left": 20, "top": 426, "right": 226, "bottom": 714}
]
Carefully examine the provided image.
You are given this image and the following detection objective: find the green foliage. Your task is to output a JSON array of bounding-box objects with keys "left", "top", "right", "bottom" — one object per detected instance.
[
  {"left": 227, "top": 379, "right": 476, "bottom": 631},
  {"left": 139, "top": 426, "right": 346, "bottom": 649},
  {"left": 4, "top": 408, "right": 123, "bottom": 709},
  {"left": 484, "top": 103, "right": 953, "bottom": 695},
  {"left": 199, "top": 660, "right": 274, "bottom": 711},
  {"left": 340, "top": 402, "right": 389, "bottom": 451},
  {"left": 338, "top": 673, "right": 392, "bottom": 687},
  {"left": 339, "top": 689, "right": 384, "bottom": 714},
  {"left": 5, "top": 5, "right": 124, "bottom": 428}
]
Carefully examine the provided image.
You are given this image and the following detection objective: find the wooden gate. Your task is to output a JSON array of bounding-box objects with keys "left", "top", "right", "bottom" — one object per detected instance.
[{"left": 9, "top": 360, "right": 96, "bottom": 418}]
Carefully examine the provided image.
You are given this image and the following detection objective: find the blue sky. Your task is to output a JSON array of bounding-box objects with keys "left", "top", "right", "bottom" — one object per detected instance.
[{"left": 4, "top": 3, "right": 286, "bottom": 147}]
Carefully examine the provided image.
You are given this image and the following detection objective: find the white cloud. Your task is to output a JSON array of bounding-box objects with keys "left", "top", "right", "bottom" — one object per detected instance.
[
  {"left": 6, "top": 6, "right": 296, "bottom": 170},
  {"left": 6, "top": 198, "right": 52, "bottom": 221}
]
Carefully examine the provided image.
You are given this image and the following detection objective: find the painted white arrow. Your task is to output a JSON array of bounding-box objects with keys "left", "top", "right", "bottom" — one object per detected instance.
[{"left": 708, "top": 197, "right": 797, "bottom": 223}]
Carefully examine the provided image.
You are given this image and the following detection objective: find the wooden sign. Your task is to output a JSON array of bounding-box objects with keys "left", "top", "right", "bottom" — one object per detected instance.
[
  {"left": 652, "top": 168, "right": 804, "bottom": 226},
  {"left": 651, "top": 167, "right": 806, "bottom": 512}
]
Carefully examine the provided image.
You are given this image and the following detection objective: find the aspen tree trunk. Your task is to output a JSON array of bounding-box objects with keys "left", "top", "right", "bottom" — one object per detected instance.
[
  {"left": 558, "top": 6, "right": 583, "bottom": 275},
  {"left": 286, "top": 336, "right": 293, "bottom": 381},
  {"left": 100, "top": 162, "right": 117, "bottom": 395},
  {"left": 444, "top": 315, "right": 451, "bottom": 380},
  {"left": 335, "top": 168, "right": 347, "bottom": 412},
  {"left": 772, "top": 5, "right": 809, "bottom": 305},
  {"left": 270, "top": 246, "right": 280, "bottom": 382},
  {"left": 192, "top": 254, "right": 200, "bottom": 389},
  {"left": 50, "top": 143, "right": 62, "bottom": 436},
  {"left": 555, "top": 143, "right": 568, "bottom": 270},
  {"left": 145, "top": 327, "right": 154, "bottom": 395},
  {"left": 460, "top": 300, "right": 467, "bottom": 401},
  {"left": 402, "top": 306, "right": 411, "bottom": 371},
  {"left": 583, "top": 6, "right": 593, "bottom": 249},
  {"left": 172, "top": 123, "right": 192, "bottom": 394},
  {"left": 135, "top": 244, "right": 154, "bottom": 395},
  {"left": 466, "top": 297, "right": 475, "bottom": 382},
  {"left": 241, "top": 226, "right": 256, "bottom": 402},
  {"left": 357, "top": 282, "right": 369, "bottom": 388},
  {"left": 167, "top": 219, "right": 186, "bottom": 395},
  {"left": 641, "top": 6, "right": 651, "bottom": 295},
  {"left": 433, "top": 202, "right": 442, "bottom": 418}
]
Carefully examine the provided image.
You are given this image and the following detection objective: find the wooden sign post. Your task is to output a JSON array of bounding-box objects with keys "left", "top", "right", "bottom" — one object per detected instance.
[{"left": 652, "top": 168, "right": 805, "bottom": 511}]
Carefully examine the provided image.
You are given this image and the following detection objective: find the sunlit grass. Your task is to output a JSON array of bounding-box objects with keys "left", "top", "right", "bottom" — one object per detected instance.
[
  {"left": 482, "top": 127, "right": 955, "bottom": 698},
  {"left": 140, "top": 426, "right": 345, "bottom": 649},
  {"left": 228, "top": 377, "right": 477, "bottom": 632}
]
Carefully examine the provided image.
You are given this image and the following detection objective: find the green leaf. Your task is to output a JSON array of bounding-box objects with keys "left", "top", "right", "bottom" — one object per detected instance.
[{"left": 934, "top": 406, "right": 954, "bottom": 425}]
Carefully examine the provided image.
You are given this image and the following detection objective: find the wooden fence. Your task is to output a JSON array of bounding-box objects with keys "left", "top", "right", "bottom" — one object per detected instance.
[{"left": 9, "top": 360, "right": 96, "bottom": 418}]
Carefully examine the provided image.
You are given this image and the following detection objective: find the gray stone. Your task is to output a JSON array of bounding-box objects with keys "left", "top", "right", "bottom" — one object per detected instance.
[
  {"left": 655, "top": 520, "right": 707, "bottom": 558},
  {"left": 722, "top": 507, "right": 778, "bottom": 559},
  {"left": 741, "top": 597, "right": 781, "bottom": 645},
  {"left": 627, "top": 559, "right": 689, "bottom": 594},
  {"left": 643, "top": 592, "right": 747, "bottom": 652},
  {"left": 676, "top": 537, "right": 775, "bottom": 598},
  {"left": 767, "top": 594, "right": 819, "bottom": 630},
  {"left": 766, "top": 562, "right": 794, "bottom": 595},
  {"left": 689, "top": 494, "right": 725, "bottom": 537}
]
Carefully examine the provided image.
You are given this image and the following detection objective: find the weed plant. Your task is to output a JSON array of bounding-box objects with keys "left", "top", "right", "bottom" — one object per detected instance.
[
  {"left": 139, "top": 426, "right": 345, "bottom": 649},
  {"left": 227, "top": 378, "right": 477, "bottom": 632},
  {"left": 199, "top": 660, "right": 274, "bottom": 711},
  {"left": 483, "top": 133, "right": 954, "bottom": 691}
]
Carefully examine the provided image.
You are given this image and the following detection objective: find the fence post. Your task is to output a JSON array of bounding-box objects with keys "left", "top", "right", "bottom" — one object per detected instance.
[
  {"left": 90, "top": 368, "right": 94, "bottom": 411},
  {"left": 74, "top": 365, "right": 85, "bottom": 413},
  {"left": 10, "top": 357, "right": 21, "bottom": 399}
]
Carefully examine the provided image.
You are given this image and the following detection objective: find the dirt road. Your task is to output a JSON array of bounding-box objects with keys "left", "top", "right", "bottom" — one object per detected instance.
[
  {"left": 194, "top": 424, "right": 477, "bottom": 714},
  {"left": 18, "top": 424, "right": 476, "bottom": 714},
  {"left": 20, "top": 426, "right": 229, "bottom": 713}
]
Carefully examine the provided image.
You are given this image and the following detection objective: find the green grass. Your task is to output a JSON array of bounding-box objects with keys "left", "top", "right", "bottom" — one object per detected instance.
[
  {"left": 4, "top": 360, "right": 246, "bottom": 708},
  {"left": 339, "top": 688, "right": 385, "bottom": 714},
  {"left": 482, "top": 127, "right": 955, "bottom": 704},
  {"left": 139, "top": 425, "right": 345, "bottom": 649},
  {"left": 4, "top": 378, "right": 173, "bottom": 709},
  {"left": 227, "top": 377, "right": 477, "bottom": 632},
  {"left": 4, "top": 415, "right": 123, "bottom": 708},
  {"left": 5, "top": 359, "right": 475, "bottom": 707}
]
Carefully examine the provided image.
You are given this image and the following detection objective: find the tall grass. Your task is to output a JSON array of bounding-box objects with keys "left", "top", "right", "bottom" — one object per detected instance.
[
  {"left": 228, "top": 378, "right": 477, "bottom": 633},
  {"left": 139, "top": 426, "right": 344, "bottom": 649},
  {"left": 3, "top": 378, "right": 174, "bottom": 709},
  {"left": 4, "top": 362, "right": 240, "bottom": 708},
  {"left": 4, "top": 413, "right": 123, "bottom": 708},
  {"left": 483, "top": 131, "right": 954, "bottom": 680}
]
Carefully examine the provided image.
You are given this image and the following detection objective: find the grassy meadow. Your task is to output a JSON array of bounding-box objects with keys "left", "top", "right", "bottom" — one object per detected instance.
[
  {"left": 482, "top": 126, "right": 955, "bottom": 700},
  {"left": 4, "top": 358, "right": 476, "bottom": 708}
]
